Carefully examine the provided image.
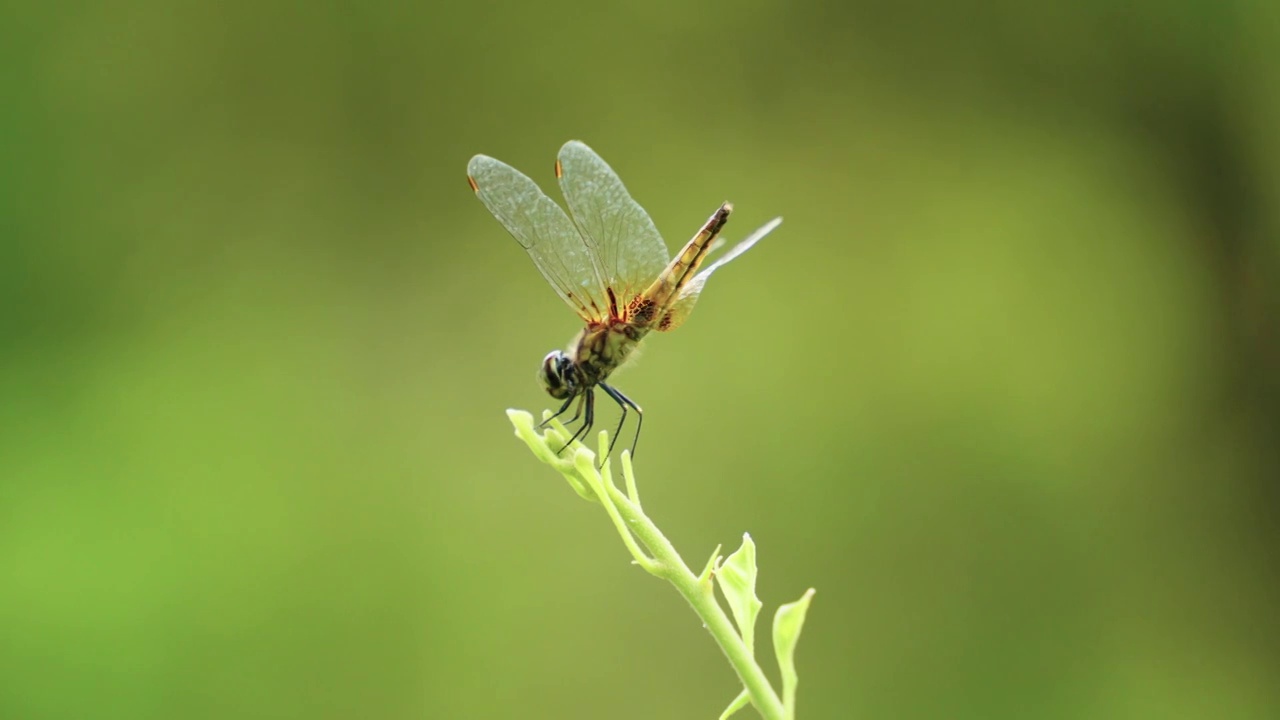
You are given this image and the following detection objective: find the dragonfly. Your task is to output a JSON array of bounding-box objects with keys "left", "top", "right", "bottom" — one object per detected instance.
[{"left": 467, "top": 140, "right": 782, "bottom": 461}]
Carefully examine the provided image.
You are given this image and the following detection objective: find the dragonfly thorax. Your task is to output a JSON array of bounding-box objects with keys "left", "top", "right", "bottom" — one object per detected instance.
[{"left": 539, "top": 322, "right": 643, "bottom": 400}]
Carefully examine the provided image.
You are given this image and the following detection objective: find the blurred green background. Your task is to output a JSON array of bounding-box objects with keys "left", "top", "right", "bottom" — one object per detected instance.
[{"left": 3, "top": 1, "right": 1278, "bottom": 718}]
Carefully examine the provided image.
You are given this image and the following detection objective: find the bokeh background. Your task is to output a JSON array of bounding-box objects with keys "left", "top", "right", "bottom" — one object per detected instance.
[{"left": 3, "top": 1, "right": 1278, "bottom": 718}]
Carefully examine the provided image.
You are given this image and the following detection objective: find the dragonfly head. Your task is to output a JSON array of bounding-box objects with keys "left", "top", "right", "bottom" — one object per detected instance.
[{"left": 539, "top": 350, "right": 579, "bottom": 400}]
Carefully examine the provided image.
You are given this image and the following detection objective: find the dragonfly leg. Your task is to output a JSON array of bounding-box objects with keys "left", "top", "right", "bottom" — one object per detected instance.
[
  {"left": 540, "top": 394, "right": 578, "bottom": 428},
  {"left": 556, "top": 389, "right": 594, "bottom": 455},
  {"left": 561, "top": 393, "right": 586, "bottom": 428},
  {"left": 600, "top": 383, "right": 643, "bottom": 462}
]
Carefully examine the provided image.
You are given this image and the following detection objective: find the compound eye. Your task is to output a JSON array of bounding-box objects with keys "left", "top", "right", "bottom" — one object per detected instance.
[{"left": 538, "top": 351, "right": 573, "bottom": 399}]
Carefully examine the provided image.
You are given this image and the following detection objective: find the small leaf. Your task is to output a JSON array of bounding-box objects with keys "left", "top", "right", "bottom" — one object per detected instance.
[
  {"left": 772, "top": 588, "right": 815, "bottom": 720},
  {"left": 716, "top": 533, "right": 762, "bottom": 652},
  {"left": 698, "top": 544, "right": 723, "bottom": 585},
  {"left": 621, "top": 450, "right": 640, "bottom": 505},
  {"left": 718, "top": 689, "right": 751, "bottom": 720},
  {"left": 572, "top": 445, "right": 605, "bottom": 498}
]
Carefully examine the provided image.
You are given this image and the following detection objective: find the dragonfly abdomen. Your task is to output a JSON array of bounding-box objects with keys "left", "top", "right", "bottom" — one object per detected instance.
[{"left": 638, "top": 203, "right": 732, "bottom": 315}]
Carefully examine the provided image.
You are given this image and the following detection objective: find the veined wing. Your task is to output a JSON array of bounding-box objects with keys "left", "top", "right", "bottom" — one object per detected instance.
[
  {"left": 556, "top": 141, "right": 670, "bottom": 307},
  {"left": 657, "top": 216, "right": 782, "bottom": 332},
  {"left": 468, "top": 153, "right": 609, "bottom": 321}
]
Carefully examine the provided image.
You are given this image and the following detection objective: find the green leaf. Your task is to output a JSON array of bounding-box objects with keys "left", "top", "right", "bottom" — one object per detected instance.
[
  {"left": 698, "top": 544, "right": 723, "bottom": 586},
  {"left": 772, "top": 588, "right": 815, "bottom": 720},
  {"left": 716, "top": 533, "right": 762, "bottom": 653}
]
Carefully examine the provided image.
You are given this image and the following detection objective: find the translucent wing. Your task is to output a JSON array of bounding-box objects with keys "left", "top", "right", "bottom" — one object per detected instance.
[
  {"left": 657, "top": 216, "right": 783, "bottom": 332},
  {"left": 468, "top": 153, "right": 609, "bottom": 321},
  {"left": 556, "top": 141, "right": 670, "bottom": 305}
]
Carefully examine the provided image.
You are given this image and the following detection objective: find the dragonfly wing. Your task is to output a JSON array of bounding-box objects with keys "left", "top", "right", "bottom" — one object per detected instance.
[
  {"left": 556, "top": 141, "right": 670, "bottom": 306},
  {"left": 657, "top": 216, "right": 782, "bottom": 332},
  {"left": 468, "top": 153, "right": 609, "bottom": 321}
]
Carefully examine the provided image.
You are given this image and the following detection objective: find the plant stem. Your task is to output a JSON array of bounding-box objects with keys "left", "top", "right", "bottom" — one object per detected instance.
[
  {"left": 604, "top": 484, "right": 785, "bottom": 720},
  {"left": 508, "top": 410, "right": 787, "bottom": 720}
]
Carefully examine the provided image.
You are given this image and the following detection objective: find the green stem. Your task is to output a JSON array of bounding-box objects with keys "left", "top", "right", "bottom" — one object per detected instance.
[
  {"left": 572, "top": 450, "right": 662, "bottom": 576},
  {"left": 508, "top": 410, "right": 786, "bottom": 720},
  {"left": 604, "top": 482, "right": 785, "bottom": 720}
]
